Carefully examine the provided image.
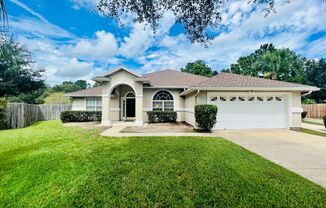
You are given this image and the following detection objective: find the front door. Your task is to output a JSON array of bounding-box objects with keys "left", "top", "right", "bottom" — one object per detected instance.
[{"left": 126, "top": 98, "right": 135, "bottom": 117}]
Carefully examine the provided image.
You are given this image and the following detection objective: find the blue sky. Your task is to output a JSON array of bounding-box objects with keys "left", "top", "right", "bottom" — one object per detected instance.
[{"left": 6, "top": 0, "right": 326, "bottom": 85}]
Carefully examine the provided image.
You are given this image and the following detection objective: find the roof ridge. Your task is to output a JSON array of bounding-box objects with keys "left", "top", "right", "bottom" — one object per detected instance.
[
  {"left": 144, "top": 69, "right": 210, "bottom": 79},
  {"left": 219, "top": 72, "right": 314, "bottom": 87}
]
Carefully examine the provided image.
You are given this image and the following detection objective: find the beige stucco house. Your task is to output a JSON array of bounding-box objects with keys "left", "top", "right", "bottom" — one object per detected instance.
[{"left": 66, "top": 66, "right": 318, "bottom": 130}]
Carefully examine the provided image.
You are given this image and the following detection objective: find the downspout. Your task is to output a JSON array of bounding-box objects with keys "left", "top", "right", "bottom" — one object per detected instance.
[
  {"left": 194, "top": 90, "right": 200, "bottom": 105},
  {"left": 302, "top": 90, "right": 312, "bottom": 97}
]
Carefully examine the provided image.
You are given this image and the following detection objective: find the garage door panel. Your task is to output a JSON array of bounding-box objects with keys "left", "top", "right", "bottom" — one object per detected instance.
[{"left": 212, "top": 95, "right": 286, "bottom": 130}]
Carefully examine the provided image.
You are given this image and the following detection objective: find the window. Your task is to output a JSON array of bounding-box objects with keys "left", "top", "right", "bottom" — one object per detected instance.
[
  {"left": 267, "top": 96, "right": 273, "bottom": 101},
  {"left": 248, "top": 96, "right": 255, "bottom": 101},
  {"left": 230, "top": 96, "right": 237, "bottom": 101},
  {"left": 152, "top": 90, "right": 174, "bottom": 111},
  {"left": 220, "top": 97, "right": 227, "bottom": 101},
  {"left": 211, "top": 97, "right": 218, "bottom": 102},
  {"left": 86, "top": 98, "right": 102, "bottom": 111},
  {"left": 125, "top": 92, "right": 135, "bottom": 98},
  {"left": 238, "top": 97, "right": 245, "bottom": 101}
]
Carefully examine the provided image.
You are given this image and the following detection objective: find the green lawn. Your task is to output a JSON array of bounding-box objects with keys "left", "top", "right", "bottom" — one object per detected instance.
[
  {"left": 303, "top": 120, "right": 324, "bottom": 126},
  {"left": 0, "top": 121, "right": 326, "bottom": 207},
  {"left": 297, "top": 128, "right": 326, "bottom": 137}
]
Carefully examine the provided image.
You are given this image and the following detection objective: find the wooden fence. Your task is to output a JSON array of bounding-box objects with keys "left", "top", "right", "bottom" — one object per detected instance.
[
  {"left": 302, "top": 104, "right": 326, "bottom": 118},
  {"left": 6, "top": 103, "right": 71, "bottom": 129}
]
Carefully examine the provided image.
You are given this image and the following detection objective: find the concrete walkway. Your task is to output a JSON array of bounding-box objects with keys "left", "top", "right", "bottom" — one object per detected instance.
[
  {"left": 101, "top": 125, "right": 216, "bottom": 137},
  {"left": 302, "top": 123, "right": 326, "bottom": 133},
  {"left": 214, "top": 130, "right": 326, "bottom": 188}
]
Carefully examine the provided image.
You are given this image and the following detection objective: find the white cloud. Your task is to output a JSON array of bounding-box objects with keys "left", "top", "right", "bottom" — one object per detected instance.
[
  {"left": 119, "top": 11, "right": 175, "bottom": 59},
  {"left": 10, "top": 16, "right": 74, "bottom": 39},
  {"left": 69, "top": 0, "right": 99, "bottom": 10},
  {"left": 9, "top": 0, "right": 326, "bottom": 84},
  {"left": 53, "top": 58, "right": 95, "bottom": 77},
  {"left": 10, "top": 0, "right": 49, "bottom": 23},
  {"left": 69, "top": 31, "right": 118, "bottom": 62}
]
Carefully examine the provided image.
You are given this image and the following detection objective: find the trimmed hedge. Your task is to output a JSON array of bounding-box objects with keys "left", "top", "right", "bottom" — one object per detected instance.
[
  {"left": 194, "top": 104, "right": 218, "bottom": 132},
  {"left": 301, "top": 111, "right": 308, "bottom": 119},
  {"left": 0, "top": 98, "right": 7, "bottom": 130},
  {"left": 323, "top": 115, "right": 326, "bottom": 128},
  {"left": 60, "top": 111, "right": 101, "bottom": 123},
  {"left": 147, "top": 111, "right": 177, "bottom": 123}
]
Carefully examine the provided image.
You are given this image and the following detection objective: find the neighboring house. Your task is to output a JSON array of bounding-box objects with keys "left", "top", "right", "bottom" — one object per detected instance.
[{"left": 66, "top": 66, "right": 318, "bottom": 130}]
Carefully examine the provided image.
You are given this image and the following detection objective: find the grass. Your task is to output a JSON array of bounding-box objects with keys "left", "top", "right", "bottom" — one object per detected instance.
[
  {"left": 0, "top": 121, "right": 326, "bottom": 207},
  {"left": 297, "top": 128, "right": 326, "bottom": 137},
  {"left": 302, "top": 120, "right": 324, "bottom": 126}
]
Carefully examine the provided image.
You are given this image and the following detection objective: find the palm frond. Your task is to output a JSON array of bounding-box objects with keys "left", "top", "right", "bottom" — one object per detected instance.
[{"left": 0, "top": 0, "right": 8, "bottom": 31}]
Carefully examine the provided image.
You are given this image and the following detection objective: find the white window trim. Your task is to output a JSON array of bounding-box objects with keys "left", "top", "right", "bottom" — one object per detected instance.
[{"left": 151, "top": 89, "right": 175, "bottom": 111}]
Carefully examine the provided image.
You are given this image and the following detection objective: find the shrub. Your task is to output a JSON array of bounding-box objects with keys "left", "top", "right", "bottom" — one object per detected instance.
[
  {"left": 0, "top": 98, "right": 7, "bottom": 130},
  {"left": 301, "top": 111, "right": 308, "bottom": 119},
  {"left": 44, "top": 92, "right": 72, "bottom": 104},
  {"left": 303, "top": 99, "right": 316, "bottom": 104},
  {"left": 194, "top": 104, "right": 218, "bottom": 132},
  {"left": 60, "top": 111, "right": 101, "bottom": 123},
  {"left": 323, "top": 115, "right": 326, "bottom": 128},
  {"left": 147, "top": 111, "right": 177, "bottom": 123}
]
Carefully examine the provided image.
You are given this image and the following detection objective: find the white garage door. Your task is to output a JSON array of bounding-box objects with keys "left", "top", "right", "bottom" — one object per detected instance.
[{"left": 211, "top": 94, "right": 286, "bottom": 129}]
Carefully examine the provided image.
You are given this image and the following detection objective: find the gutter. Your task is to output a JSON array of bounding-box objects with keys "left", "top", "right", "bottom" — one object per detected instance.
[
  {"left": 302, "top": 90, "right": 313, "bottom": 97},
  {"left": 180, "top": 86, "right": 320, "bottom": 96}
]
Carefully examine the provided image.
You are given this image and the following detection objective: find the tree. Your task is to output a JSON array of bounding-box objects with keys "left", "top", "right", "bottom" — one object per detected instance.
[
  {"left": 229, "top": 43, "right": 306, "bottom": 83},
  {"left": 181, "top": 60, "right": 216, "bottom": 77},
  {"left": 75, "top": 80, "right": 88, "bottom": 90},
  {"left": 44, "top": 92, "right": 72, "bottom": 104},
  {"left": 305, "top": 59, "right": 326, "bottom": 103},
  {"left": 0, "top": 38, "right": 45, "bottom": 99},
  {"left": 97, "top": 0, "right": 276, "bottom": 44},
  {"left": 52, "top": 80, "right": 87, "bottom": 93}
]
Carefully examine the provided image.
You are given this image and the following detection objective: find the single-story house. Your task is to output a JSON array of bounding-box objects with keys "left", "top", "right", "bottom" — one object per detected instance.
[{"left": 66, "top": 66, "right": 319, "bottom": 130}]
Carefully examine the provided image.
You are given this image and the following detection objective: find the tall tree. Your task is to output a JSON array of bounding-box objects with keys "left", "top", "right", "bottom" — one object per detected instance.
[
  {"left": 44, "top": 92, "right": 72, "bottom": 104},
  {"left": 305, "top": 59, "right": 326, "bottom": 103},
  {"left": 229, "top": 43, "right": 306, "bottom": 83},
  {"left": 97, "top": 0, "right": 277, "bottom": 44},
  {"left": 52, "top": 80, "right": 88, "bottom": 93},
  {"left": 181, "top": 60, "right": 216, "bottom": 77},
  {"left": 0, "top": 38, "right": 45, "bottom": 98}
]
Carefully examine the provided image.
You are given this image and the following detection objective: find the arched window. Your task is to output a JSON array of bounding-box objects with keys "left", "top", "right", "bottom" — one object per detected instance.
[
  {"left": 125, "top": 92, "right": 135, "bottom": 98},
  {"left": 152, "top": 90, "right": 174, "bottom": 111}
]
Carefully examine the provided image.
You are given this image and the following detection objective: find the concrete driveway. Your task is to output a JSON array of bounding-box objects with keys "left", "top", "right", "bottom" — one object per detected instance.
[{"left": 214, "top": 130, "right": 326, "bottom": 188}]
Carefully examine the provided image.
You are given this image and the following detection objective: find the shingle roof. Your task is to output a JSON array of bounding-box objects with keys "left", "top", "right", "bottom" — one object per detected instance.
[
  {"left": 198, "top": 73, "right": 315, "bottom": 88},
  {"left": 65, "top": 86, "right": 102, "bottom": 97},
  {"left": 66, "top": 70, "right": 318, "bottom": 97},
  {"left": 144, "top": 69, "right": 210, "bottom": 87}
]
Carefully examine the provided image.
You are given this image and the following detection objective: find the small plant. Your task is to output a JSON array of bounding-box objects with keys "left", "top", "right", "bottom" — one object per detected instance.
[
  {"left": 303, "top": 99, "right": 316, "bottom": 104},
  {"left": 194, "top": 104, "right": 218, "bottom": 132},
  {"left": 0, "top": 98, "right": 7, "bottom": 130},
  {"left": 60, "top": 111, "right": 101, "bottom": 123},
  {"left": 147, "top": 111, "right": 177, "bottom": 123},
  {"left": 301, "top": 111, "right": 308, "bottom": 119}
]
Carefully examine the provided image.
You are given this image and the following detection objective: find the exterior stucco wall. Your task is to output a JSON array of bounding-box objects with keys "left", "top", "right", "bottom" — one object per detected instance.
[
  {"left": 142, "top": 88, "right": 185, "bottom": 122},
  {"left": 291, "top": 91, "right": 302, "bottom": 128},
  {"left": 183, "top": 91, "right": 207, "bottom": 126},
  {"left": 71, "top": 98, "right": 85, "bottom": 111}
]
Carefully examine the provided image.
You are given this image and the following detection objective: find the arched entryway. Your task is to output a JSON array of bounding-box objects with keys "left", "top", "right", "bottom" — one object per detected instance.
[{"left": 109, "top": 84, "right": 136, "bottom": 122}]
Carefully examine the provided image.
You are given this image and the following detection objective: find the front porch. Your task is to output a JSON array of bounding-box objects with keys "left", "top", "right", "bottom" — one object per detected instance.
[{"left": 101, "top": 83, "right": 144, "bottom": 126}]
